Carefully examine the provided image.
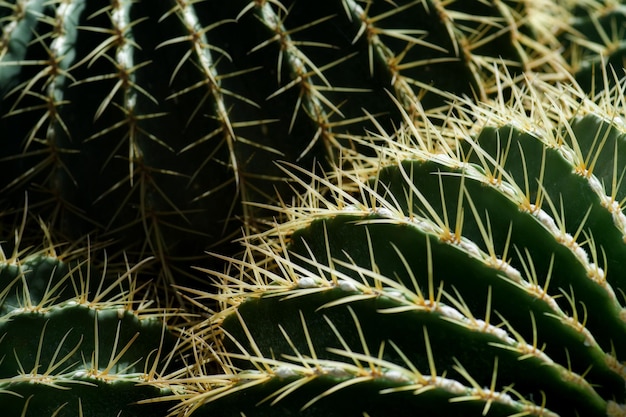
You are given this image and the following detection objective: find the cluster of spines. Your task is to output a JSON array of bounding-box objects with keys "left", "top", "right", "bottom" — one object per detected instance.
[
  {"left": 0, "top": 232, "right": 181, "bottom": 416},
  {"left": 559, "top": 0, "right": 626, "bottom": 91},
  {"left": 3, "top": 1, "right": 626, "bottom": 416},
  {"left": 165, "top": 76, "right": 626, "bottom": 416},
  {"left": 0, "top": 0, "right": 581, "bottom": 297}
]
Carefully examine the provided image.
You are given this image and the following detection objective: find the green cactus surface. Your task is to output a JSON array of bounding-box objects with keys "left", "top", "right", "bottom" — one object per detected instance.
[
  {"left": 4, "top": 1, "right": 626, "bottom": 417},
  {"left": 0, "top": 0, "right": 573, "bottom": 294},
  {"left": 0, "top": 242, "right": 179, "bottom": 416},
  {"left": 172, "top": 79, "right": 626, "bottom": 416},
  {"left": 560, "top": 0, "right": 626, "bottom": 92}
]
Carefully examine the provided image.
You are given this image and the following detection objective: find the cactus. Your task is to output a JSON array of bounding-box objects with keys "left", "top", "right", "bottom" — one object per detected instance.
[
  {"left": 0, "top": 0, "right": 571, "bottom": 294},
  {"left": 4, "top": 1, "right": 626, "bottom": 416},
  {"left": 171, "top": 77, "right": 626, "bottom": 416},
  {"left": 0, "top": 233, "right": 179, "bottom": 416},
  {"left": 559, "top": 0, "right": 626, "bottom": 92}
]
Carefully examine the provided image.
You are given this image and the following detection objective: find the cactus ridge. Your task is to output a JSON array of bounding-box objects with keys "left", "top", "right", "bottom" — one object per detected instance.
[
  {"left": 560, "top": 0, "right": 626, "bottom": 91},
  {"left": 4, "top": 1, "right": 626, "bottom": 416},
  {"left": 0, "top": 0, "right": 578, "bottom": 295},
  {"left": 0, "top": 229, "right": 179, "bottom": 416},
  {"left": 170, "top": 77, "right": 626, "bottom": 416}
]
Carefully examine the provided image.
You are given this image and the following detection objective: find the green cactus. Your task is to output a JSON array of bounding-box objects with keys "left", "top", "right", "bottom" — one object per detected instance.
[
  {"left": 170, "top": 78, "right": 626, "bottom": 416},
  {"left": 4, "top": 1, "right": 626, "bottom": 417},
  {"left": 559, "top": 0, "right": 626, "bottom": 92},
  {"left": 0, "top": 0, "right": 571, "bottom": 295},
  {"left": 0, "top": 237, "right": 179, "bottom": 416}
]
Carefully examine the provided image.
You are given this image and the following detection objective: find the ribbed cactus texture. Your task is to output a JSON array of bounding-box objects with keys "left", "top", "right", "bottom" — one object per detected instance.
[
  {"left": 0, "top": 240, "right": 177, "bottom": 416},
  {"left": 2, "top": 1, "right": 626, "bottom": 417},
  {"left": 0, "top": 0, "right": 574, "bottom": 293},
  {"left": 179, "top": 79, "right": 626, "bottom": 416}
]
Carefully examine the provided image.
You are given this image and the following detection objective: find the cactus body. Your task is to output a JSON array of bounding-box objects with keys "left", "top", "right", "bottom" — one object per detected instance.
[
  {"left": 178, "top": 81, "right": 626, "bottom": 416},
  {"left": 3, "top": 1, "right": 626, "bottom": 416},
  {"left": 0, "top": 251, "right": 177, "bottom": 416},
  {"left": 561, "top": 0, "right": 626, "bottom": 91},
  {"left": 0, "top": 0, "right": 570, "bottom": 290}
]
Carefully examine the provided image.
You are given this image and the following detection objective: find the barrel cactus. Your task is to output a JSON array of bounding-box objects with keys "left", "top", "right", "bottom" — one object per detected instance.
[
  {"left": 170, "top": 76, "right": 626, "bottom": 416},
  {"left": 0, "top": 0, "right": 572, "bottom": 295},
  {"left": 0, "top": 234, "right": 179, "bottom": 416},
  {"left": 3, "top": 1, "right": 626, "bottom": 417}
]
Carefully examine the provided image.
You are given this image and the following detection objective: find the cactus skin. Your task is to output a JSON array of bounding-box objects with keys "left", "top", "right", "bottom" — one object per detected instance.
[
  {"left": 2, "top": 379, "right": 171, "bottom": 417},
  {"left": 4, "top": 1, "right": 626, "bottom": 417},
  {"left": 0, "top": 249, "right": 178, "bottom": 416},
  {"left": 560, "top": 0, "right": 626, "bottom": 91},
  {"left": 0, "top": 0, "right": 570, "bottom": 292},
  {"left": 174, "top": 79, "right": 626, "bottom": 417}
]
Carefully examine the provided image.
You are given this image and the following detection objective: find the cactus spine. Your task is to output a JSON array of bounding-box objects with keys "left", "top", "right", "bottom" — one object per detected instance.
[
  {"left": 0, "top": 0, "right": 572, "bottom": 294},
  {"left": 560, "top": 0, "right": 626, "bottom": 91},
  {"left": 175, "top": 78, "right": 626, "bottom": 416},
  {"left": 3, "top": 1, "right": 626, "bottom": 416},
  {"left": 0, "top": 233, "right": 178, "bottom": 416}
]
